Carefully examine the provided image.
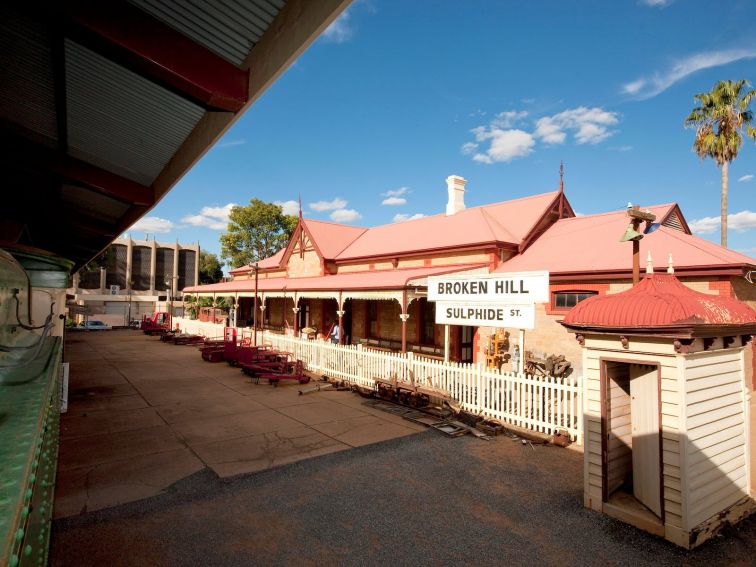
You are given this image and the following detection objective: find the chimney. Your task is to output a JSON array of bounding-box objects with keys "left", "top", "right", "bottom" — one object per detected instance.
[{"left": 446, "top": 175, "right": 467, "bottom": 215}]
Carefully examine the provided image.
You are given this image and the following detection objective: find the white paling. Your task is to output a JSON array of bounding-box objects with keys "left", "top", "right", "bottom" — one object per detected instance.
[
  {"left": 260, "top": 329, "right": 583, "bottom": 444},
  {"left": 170, "top": 319, "right": 582, "bottom": 442}
]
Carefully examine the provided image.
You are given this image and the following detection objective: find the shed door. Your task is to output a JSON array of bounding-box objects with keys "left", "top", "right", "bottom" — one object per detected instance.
[{"left": 630, "top": 365, "right": 661, "bottom": 517}]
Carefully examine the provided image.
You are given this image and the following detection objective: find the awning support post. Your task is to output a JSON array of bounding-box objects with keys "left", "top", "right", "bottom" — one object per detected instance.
[{"left": 444, "top": 325, "right": 450, "bottom": 362}]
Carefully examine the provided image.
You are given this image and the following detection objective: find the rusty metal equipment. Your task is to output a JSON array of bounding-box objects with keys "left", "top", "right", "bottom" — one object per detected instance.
[
  {"left": 373, "top": 374, "right": 452, "bottom": 409},
  {"left": 243, "top": 358, "right": 310, "bottom": 386},
  {"left": 524, "top": 352, "right": 572, "bottom": 377}
]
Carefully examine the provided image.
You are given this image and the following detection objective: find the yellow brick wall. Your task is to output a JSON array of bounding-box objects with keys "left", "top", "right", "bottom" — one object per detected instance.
[{"left": 286, "top": 249, "right": 322, "bottom": 277}]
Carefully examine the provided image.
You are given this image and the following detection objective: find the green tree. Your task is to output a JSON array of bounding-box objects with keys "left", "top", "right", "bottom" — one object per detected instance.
[
  {"left": 199, "top": 250, "right": 224, "bottom": 284},
  {"left": 183, "top": 294, "right": 198, "bottom": 319},
  {"left": 684, "top": 79, "right": 756, "bottom": 247},
  {"left": 219, "top": 199, "right": 297, "bottom": 268}
]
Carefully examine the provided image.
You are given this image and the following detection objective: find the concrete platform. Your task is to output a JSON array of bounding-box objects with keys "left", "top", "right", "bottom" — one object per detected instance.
[{"left": 55, "top": 331, "right": 424, "bottom": 518}]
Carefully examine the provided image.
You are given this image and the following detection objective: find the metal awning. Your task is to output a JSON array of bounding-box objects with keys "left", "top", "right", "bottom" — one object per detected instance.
[{"left": 0, "top": 0, "right": 350, "bottom": 270}]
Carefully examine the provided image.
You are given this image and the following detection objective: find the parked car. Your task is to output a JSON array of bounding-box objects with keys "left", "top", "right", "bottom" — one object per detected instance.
[{"left": 76, "top": 320, "right": 112, "bottom": 331}]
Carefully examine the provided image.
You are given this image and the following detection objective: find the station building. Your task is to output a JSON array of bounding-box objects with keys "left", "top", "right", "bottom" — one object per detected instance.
[
  {"left": 68, "top": 237, "right": 200, "bottom": 326},
  {"left": 185, "top": 175, "right": 756, "bottom": 381}
]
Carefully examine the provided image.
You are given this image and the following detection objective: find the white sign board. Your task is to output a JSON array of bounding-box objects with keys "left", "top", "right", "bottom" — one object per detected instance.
[
  {"left": 435, "top": 303, "right": 535, "bottom": 329},
  {"left": 427, "top": 271, "right": 549, "bottom": 304}
]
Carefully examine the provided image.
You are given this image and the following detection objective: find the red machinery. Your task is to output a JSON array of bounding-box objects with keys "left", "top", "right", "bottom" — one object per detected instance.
[
  {"left": 200, "top": 327, "right": 236, "bottom": 362},
  {"left": 141, "top": 312, "right": 172, "bottom": 335}
]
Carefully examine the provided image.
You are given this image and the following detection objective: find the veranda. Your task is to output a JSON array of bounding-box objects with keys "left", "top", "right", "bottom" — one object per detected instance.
[{"left": 173, "top": 317, "right": 583, "bottom": 443}]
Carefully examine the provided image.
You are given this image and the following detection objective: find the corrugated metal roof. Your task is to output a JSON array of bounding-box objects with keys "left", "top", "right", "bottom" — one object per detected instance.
[
  {"left": 60, "top": 185, "right": 131, "bottom": 224},
  {"left": 65, "top": 39, "right": 205, "bottom": 185},
  {"left": 128, "top": 0, "right": 285, "bottom": 66},
  {"left": 562, "top": 273, "right": 756, "bottom": 329},
  {"left": 185, "top": 264, "right": 488, "bottom": 293},
  {"left": 0, "top": 7, "right": 57, "bottom": 143}
]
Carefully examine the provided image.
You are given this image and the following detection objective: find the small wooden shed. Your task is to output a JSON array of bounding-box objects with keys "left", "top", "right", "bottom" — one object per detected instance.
[{"left": 561, "top": 273, "right": 756, "bottom": 549}]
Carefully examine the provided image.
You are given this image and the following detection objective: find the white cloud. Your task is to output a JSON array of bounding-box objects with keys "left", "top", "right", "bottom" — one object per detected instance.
[
  {"left": 129, "top": 216, "right": 174, "bottom": 234},
  {"left": 491, "top": 110, "right": 528, "bottom": 128},
  {"left": 472, "top": 128, "right": 535, "bottom": 164},
  {"left": 689, "top": 210, "right": 756, "bottom": 234},
  {"left": 274, "top": 200, "right": 300, "bottom": 216},
  {"left": 322, "top": 11, "right": 352, "bottom": 44},
  {"left": 533, "top": 117, "right": 566, "bottom": 145},
  {"left": 534, "top": 107, "right": 619, "bottom": 145},
  {"left": 609, "top": 145, "right": 634, "bottom": 152},
  {"left": 217, "top": 138, "right": 246, "bottom": 148},
  {"left": 639, "top": 0, "right": 673, "bottom": 7},
  {"left": 465, "top": 106, "right": 619, "bottom": 164},
  {"left": 393, "top": 213, "right": 426, "bottom": 222},
  {"left": 382, "top": 197, "right": 406, "bottom": 206},
  {"left": 622, "top": 48, "right": 756, "bottom": 100},
  {"left": 330, "top": 209, "right": 362, "bottom": 223},
  {"left": 461, "top": 142, "right": 479, "bottom": 155},
  {"left": 310, "top": 198, "right": 347, "bottom": 211},
  {"left": 738, "top": 174, "right": 754, "bottom": 183},
  {"left": 382, "top": 187, "right": 409, "bottom": 198},
  {"left": 182, "top": 203, "right": 236, "bottom": 230}
]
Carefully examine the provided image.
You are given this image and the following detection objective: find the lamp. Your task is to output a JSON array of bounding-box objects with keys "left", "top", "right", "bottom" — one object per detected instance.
[
  {"left": 621, "top": 204, "right": 657, "bottom": 285},
  {"left": 619, "top": 225, "right": 644, "bottom": 242}
]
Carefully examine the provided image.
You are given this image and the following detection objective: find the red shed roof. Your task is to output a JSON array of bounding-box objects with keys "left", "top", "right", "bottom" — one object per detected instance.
[
  {"left": 336, "top": 191, "right": 562, "bottom": 260},
  {"left": 229, "top": 248, "right": 287, "bottom": 274},
  {"left": 185, "top": 264, "right": 486, "bottom": 294},
  {"left": 561, "top": 273, "right": 756, "bottom": 335},
  {"left": 304, "top": 219, "right": 368, "bottom": 259},
  {"left": 496, "top": 204, "right": 755, "bottom": 277}
]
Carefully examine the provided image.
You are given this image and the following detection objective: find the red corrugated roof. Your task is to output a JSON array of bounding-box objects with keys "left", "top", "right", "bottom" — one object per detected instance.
[
  {"left": 303, "top": 219, "right": 367, "bottom": 259},
  {"left": 229, "top": 248, "right": 286, "bottom": 274},
  {"left": 562, "top": 273, "right": 756, "bottom": 329},
  {"left": 335, "top": 191, "right": 560, "bottom": 260},
  {"left": 496, "top": 204, "right": 755, "bottom": 275},
  {"left": 185, "top": 264, "right": 486, "bottom": 293}
]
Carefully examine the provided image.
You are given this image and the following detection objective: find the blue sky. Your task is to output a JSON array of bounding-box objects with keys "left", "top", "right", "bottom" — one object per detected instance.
[{"left": 127, "top": 0, "right": 756, "bottom": 264}]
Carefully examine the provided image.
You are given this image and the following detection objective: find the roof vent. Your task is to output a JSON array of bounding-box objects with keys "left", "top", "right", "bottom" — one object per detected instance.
[{"left": 446, "top": 175, "right": 467, "bottom": 216}]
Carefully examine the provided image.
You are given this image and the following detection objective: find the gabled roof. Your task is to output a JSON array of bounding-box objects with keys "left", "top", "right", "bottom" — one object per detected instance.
[
  {"left": 496, "top": 204, "right": 755, "bottom": 276},
  {"left": 336, "top": 191, "right": 564, "bottom": 261},
  {"left": 303, "top": 219, "right": 367, "bottom": 259}
]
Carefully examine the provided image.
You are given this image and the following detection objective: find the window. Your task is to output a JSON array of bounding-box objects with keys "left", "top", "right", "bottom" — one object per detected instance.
[
  {"left": 367, "top": 301, "right": 379, "bottom": 338},
  {"left": 553, "top": 291, "right": 597, "bottom": 309},
  {"left": 418, "top": 298, "right": 436, "bottom": 345}
]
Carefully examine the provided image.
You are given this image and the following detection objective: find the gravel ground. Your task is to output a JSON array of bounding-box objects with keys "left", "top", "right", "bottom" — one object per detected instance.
[{"left": 51, "top": 429, "right": 755, "bottom": 567}]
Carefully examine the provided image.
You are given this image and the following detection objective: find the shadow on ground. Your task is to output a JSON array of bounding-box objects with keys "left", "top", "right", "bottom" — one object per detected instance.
[{"left": 51, "top": 430, "right": 755, "bottom": 567}]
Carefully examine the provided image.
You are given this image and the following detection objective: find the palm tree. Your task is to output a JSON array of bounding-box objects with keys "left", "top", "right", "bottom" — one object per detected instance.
[{"left": 684, "top": 79, "right": 756, "bottom": 247}]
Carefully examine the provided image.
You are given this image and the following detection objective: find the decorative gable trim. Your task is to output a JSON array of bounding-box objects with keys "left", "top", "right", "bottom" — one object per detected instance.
[
  {"left": 659, "top": 204, "right": 690, "bottom": 234},
  {"left": 518, "top": 192, "right": 575, "bottom": 254},
  {"left": 279, "top": 220, "right": 325, "bottom": 273}
]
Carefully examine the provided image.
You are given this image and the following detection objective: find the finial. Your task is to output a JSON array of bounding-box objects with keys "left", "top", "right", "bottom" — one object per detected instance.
[
  {"left": 559, "top": 160, "right": 564, "bottom": 193},
  {"left": 667, "top": 253, "right": 674, "bottom": 274},
  {"left": 298, "top": 194, "right": 303, "bottom": 219},
  {"left": 646, "top": 251, "right": 653, "bottom": 274}
]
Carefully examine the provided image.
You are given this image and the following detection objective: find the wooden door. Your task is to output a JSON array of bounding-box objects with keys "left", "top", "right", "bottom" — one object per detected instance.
[{"left": 629, "top": 365, "right": 661, "bottom": 517}]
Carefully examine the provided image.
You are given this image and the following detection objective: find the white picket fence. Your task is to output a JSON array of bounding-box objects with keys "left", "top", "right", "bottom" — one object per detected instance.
[{"left": 261, "top": 331, "right": 583, "bottom": 443}]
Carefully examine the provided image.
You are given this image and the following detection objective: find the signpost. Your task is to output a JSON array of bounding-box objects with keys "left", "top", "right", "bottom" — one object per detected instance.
[
  {"left": 427, "top": 271, "right": 549, "bottom": 372},
  {"left": 435, "top": 303, "right": 535, "bottom": 328}
]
